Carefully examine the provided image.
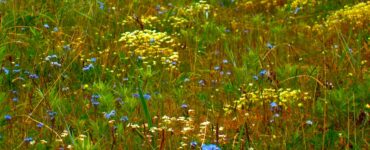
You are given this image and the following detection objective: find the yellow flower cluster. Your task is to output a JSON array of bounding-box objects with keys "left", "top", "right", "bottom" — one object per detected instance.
[
  {"left": 325, "top": 2, "right": 370, "bottom": 31},
  {"left": 178, "top": 0, "right": 210, "bottom": 16},
  {"left": 132, "top": 109, "right": 200, "bottom": 149},
  {"left": 279, "top": 88, "right": 301, "bottom": 102},
  {"left": 122, "top": 15, "right": 189, "bottom": 30},
  {"left": 119, "top": 30, "right": 179, "bottom": 69},
  {"left": 224, "top": 88, "right": 311, "bottom": 114},
  {"left": 189, "top": 0, "right": 210, "bottom": 12},
  {"left": 121, "top": 15, "right": 160, "bottom": 28},
  {"left": 166, "top": 16, "right": 189, "bottom": 28},
  {"left": 141, "top": 16, "right": 160, "bottom": 28},
  {"left": 239, "top": 0, "right": 286, "bottom": 12},
  {"left": 311, "top": 23, "right": 325, "bottom": 35},
  {"left": 291, "top": 0, "right": 318, "bottom": 8}
]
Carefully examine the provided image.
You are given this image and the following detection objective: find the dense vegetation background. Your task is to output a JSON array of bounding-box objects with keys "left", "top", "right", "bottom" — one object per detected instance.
[{"left": 0, "top": 0, "right": 369, "bottom": 149}]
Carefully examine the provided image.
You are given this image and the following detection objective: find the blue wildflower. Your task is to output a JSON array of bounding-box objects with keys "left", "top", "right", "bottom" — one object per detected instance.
[
  {"left": 202, "top": 144, "right": 221, "bottom": 150},
  {"left": 97, "top": 1, "right": 104, "bottom": 10},
  {"left": 104, "top": 110, "right": 116, "bottom": 119},
  {"left": 143, "top": 93, "right": 151, "bottom": 100},
  {"left": 12, "top": 97, "right": 18, "bottom": 102},
  {"left": 51, "top": 62, "right": 62, "bottom": 67},
  {"left": 90, "top": 58, "right": 97, "bottom": 62},
  {"left": 47, "top": 110, "right": 57, "bottom": 120},
  {"left": 199, "top": 80, "right": 205, "bottom": 86},
  {"left": 259, "top": 69, "right": 267, "bottom": 76},
  {"left": 13, "top": 69, "right": 21, "bottom": 73},
  {"left": 220, "top": 71, "right": 224, "bottom": 75},
  {"left": 132, "top": 93, "right": 139, "bottom": 98},
  {"left": 91, "top": 100, "right": 100, "bottom": 106},
  {"left": 2, "top": 67, "right": 9, "bottom": 75},
  {"left": 181, "top": 104, "right": 188, "bottom": 109},
  {"left": 273, "top": 113, "right": 280, "bottom": 118},
  {"left": 24, "top": 137, "right": 33, "bottom": 143},
  {"left": 294, "top": 7, "right": 300, "bottom": 14},
  {"left": 225, "top": 29, "right": 230, "bottom": 33},
  {"left": 82, "top": 64, "right": 94, "bottom": 71},
  {"left": 63, "top": 45, "right": 71, "bottom": 51},
  {"left": 214, "top": 66, "right": 220, "bottom": 71},
  {"left": 53, "top": 27, "right": 59, "bottom": 32},
  {"left": 222, "top": 59, "right": 228, "bottom": 64},
  {"left": 91, "top": 94, "right": 100, "bottom": 107},
  {"left": 92, "top": 94, "right": 100, "bottom": 99},
  {"left": 120, "top": 116, "right": 129, "bottom": 122},
  {"left": 37, "top": 123, "right": 44, "bottom": 128},
  {"left": 267, "top": 42, "right": 274, "bottom": 49},
  {"left": 270, "top": 102, "right": 277, "bottom": 108},
  {"left": 29, "top": 74, "right": 39, "bottom": 79},
  {"left": 190, "top": 141, "right": 197, "bottom": 147},
  {"left": 4, "top": 115, "right": 11, "bottom": 120},
  {"left": 45, "top": 54, "right": 58, "bottom": 61},
  {"left": 44, "top": 24, "right": 50, "bottom": 29},
  {"left": 253, "top": 75, "right": 258, "bottom": 80}
]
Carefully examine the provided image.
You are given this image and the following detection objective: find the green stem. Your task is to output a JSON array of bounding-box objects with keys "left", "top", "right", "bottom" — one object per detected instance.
[{"left": 138, "top": 79, "right": 152, "bottom": 128}]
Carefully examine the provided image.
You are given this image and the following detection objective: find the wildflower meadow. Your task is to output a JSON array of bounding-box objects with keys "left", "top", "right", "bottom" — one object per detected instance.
[{"left": 0, "top": 0, "right": 369, "bottom": 149}]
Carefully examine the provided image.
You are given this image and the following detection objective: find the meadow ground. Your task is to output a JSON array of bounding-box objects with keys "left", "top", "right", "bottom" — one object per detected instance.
[{"left": 0, "top": 0, "right": 369, "bottom": 149}]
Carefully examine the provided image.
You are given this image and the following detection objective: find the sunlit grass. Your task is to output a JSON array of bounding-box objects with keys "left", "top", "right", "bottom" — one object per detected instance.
[{"left": 0, "top": 0, "right": 369, "bottom": 149}]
